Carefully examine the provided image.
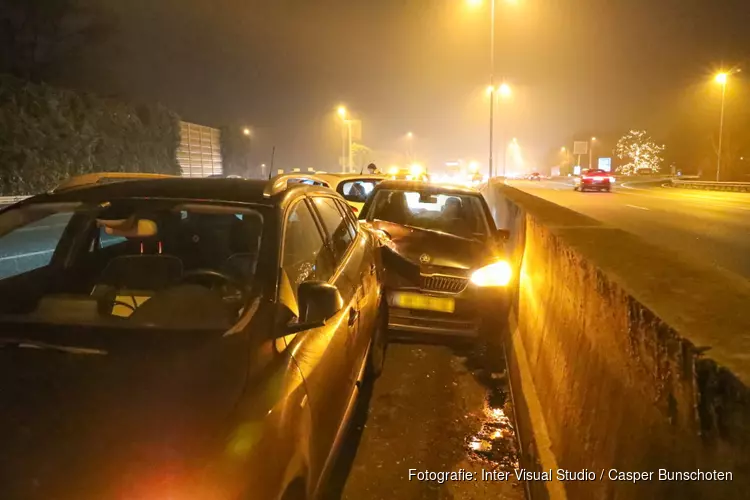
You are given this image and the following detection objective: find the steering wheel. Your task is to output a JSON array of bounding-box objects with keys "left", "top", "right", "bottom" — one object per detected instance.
[{"left": 180, "top": 269, "right": 249, "bottom": 307}]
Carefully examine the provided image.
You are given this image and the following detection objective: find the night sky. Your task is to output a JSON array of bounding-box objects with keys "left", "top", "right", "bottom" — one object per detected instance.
[{"left": 66, "top": 0, "right": 750, "bottom": 173}]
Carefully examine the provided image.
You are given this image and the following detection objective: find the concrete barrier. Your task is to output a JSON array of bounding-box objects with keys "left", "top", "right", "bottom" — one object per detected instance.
[
  {"left": 483, "top": 181, "right": 750, "bottom": 500},
  {"left": 671, "top": 179, "right": 750, "bottom": 192}
]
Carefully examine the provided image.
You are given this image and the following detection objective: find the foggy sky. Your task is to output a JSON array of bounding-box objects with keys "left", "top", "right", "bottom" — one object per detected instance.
[{"left": 69, "top": 0, "right": 750, "bottom": 173}]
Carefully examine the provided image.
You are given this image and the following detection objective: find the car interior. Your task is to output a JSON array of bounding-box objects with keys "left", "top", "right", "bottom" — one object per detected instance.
[
  {"left": 369, "top": 190, "right": 488, "bottom": 239},
  {"left": 0, "top": 201, "right": 265, "bottom": 330}
]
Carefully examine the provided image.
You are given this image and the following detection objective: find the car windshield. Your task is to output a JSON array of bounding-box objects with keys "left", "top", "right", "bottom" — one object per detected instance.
[
  {"left": 366, "top": 189, "right": 490, "bottom": 240},
  {"left": 0, "top": 199, "right": 264, "bottom": 331}
]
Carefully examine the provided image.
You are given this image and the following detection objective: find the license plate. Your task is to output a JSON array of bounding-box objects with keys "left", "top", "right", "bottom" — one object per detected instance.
[{"left": 391, "top": 292, "right": 455, "bottom": 313}]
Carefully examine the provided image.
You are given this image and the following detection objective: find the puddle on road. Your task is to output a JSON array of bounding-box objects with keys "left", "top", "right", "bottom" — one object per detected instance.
[
  {"left": 467, "top": 393, "right": 520, "bottom": 471},
  {"left": 462, "top": 350, "right": 521, "bottom": 473}
]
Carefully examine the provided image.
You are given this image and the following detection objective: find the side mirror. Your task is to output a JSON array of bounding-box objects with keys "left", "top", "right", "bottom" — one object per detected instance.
[
  {"left": 495, "top": 229, "right": 510, "bottom": 241},
  {"left": 286, "top": 281, "right": 343, "bottom": 333}
]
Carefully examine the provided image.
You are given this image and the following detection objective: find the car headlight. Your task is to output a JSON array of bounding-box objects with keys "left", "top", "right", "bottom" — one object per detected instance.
[{"left": 470, "top": 260, "right": 512, "bottom": 287}]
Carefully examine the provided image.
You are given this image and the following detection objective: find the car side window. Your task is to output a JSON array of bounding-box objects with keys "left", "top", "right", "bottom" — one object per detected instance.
[
  {"left": 334, "top": 198, "right": 358, "bottom": 241},
  {"left": 0, "top": 212, "right": 74, "bottom": 280},
  {"left": 281, "top": 200, "right": 335, "bottom": 298},
  {"left": 312, "top": 197, "right": 353, "bottom": 263}
]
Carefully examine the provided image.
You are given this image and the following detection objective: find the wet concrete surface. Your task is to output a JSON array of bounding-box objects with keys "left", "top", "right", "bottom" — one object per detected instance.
[{"left": 326, "top": 341, "right": 527, "bottom": 500}]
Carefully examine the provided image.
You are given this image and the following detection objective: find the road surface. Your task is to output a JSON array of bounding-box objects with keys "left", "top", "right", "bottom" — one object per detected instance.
[
  {"left": 510, "top": 179, "right": 750, "bottom": 280},
  {"left": 331, "top": 342, "right": 527, "bottom": 500}
]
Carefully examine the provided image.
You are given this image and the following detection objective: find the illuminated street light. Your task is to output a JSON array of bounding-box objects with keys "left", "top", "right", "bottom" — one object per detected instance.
[
  {"left": 468, "top": 0, "right": 519, "bottom": 178},
  {"left": 336, "top": 105, "right": 353, "bottom": 172},
  {"left": 499, "top": 83, "right": 512, "bottom": 98},
  {"left": 714, "top": 69, "right": 741, "bottom": 181},
  {"left": 243, "top": 127, "right": 251, "bottom": 136}
]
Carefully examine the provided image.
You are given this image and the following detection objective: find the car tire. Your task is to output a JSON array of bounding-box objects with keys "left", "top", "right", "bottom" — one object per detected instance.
[
  {"left": 605, "top": 187, "right": 611, "bottom": 192},
  {"left": 366, "top": 301, "right": 388, "bottom": 379},
  {"left": 573, "top": 186, "right": 579, "bottom": 191}
]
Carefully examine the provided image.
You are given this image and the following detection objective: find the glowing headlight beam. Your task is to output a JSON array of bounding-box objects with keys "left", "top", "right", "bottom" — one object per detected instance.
[{"left": 470, "top": 260, "right": 512, "bottom": 287}]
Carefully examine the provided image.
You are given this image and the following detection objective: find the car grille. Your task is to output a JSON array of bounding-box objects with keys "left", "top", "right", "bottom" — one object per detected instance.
[{"left": 420, "top": 275, "right": 469, "bottom": 293}]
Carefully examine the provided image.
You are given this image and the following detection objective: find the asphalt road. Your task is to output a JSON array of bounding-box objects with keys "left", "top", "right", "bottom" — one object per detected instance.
[
  {"left": 330, "top": 342, "right": 527, "bottom": 500},
  {"left": 510, "top": 179, "right": 750, "bottom": 280}
]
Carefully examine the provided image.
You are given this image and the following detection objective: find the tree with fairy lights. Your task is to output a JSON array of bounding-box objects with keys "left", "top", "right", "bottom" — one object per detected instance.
[{"left": 614, "top": 130, "right": 665, "bottom": 175}]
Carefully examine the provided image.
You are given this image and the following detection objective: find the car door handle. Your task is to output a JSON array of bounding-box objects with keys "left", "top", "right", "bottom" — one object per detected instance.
[{"left": 348, "top": 307, "right": 359, "bottom": 327}]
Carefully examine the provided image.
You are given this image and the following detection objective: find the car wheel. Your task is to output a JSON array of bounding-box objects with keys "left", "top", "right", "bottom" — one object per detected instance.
[
  {"left": 573, "top": 186, "right": 579, "bottom": 191},
  {"left": 366, "top": 301, "right": 388, "bottom": 379},
  {"left": 605, "top": 187, "right": 611, "bottom": 192}
]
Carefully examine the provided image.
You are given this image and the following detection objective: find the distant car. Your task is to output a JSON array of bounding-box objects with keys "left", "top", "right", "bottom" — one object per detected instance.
[
  {"left": 359, "top": 180, "right": 511, "bottom": 343},
  {"left": 574, "top": 169, "right": 613, "bottom": 192},
  {"left": 0, "top": 176, "right": 385, "bottom": 500},
  {"left": 527, "top": 172, "right": 542, "bottom": 181}
]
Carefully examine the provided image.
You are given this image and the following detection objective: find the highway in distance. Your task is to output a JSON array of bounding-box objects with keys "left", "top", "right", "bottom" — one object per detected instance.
[{"left": 510, "top": 179, "right": 750, "bottom": 281}]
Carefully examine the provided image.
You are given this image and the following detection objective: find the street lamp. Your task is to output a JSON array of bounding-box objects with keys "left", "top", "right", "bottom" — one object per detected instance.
[
  {"left": 242, "top": 127, "right": 253, "bottom": 177},
  {"left": 714, "top": 69, "right": 740, "bottom": 181},
  {"left": 589, "top": 137, "right": 597, "bottom": 170},
  {"left": 336, "top": 106, "right": 353, "bottom": 173},
  {"left": 468, "top": 0, "right": 518, "bottom": 178},
  {"left": 406, "top": 132, "right": 414, "bottom": 161},
  {"left": 487, "top": 83, "right": 513, "bottom": 176}
]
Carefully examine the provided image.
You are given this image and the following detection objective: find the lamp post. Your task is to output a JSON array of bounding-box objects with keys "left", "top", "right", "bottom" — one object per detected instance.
[
  {"left": 714, "top": 70, "right": 740, "bottom": 181},
  {"left": 337, "top": 106, "right": 354, "bottom": 173},
  {"left": 486, "top": 83, "right": 512, "bottom": 177},
  {"left": 468, "top": 0, "right": 517, "bottom": 178},
  {"left": 589, "top": 137, "right": 596, "bottom": 170},
  {"left": 242, "top": 127, "right": 252, "bottom": 177}
]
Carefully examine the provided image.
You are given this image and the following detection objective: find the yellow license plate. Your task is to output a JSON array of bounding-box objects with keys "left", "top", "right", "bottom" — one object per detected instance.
[{"left": 392, "top": 292, "right": 455, "bottom": 313}]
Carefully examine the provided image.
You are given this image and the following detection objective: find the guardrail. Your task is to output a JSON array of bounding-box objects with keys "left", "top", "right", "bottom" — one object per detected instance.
[
  {"left": 0, "top": 195, "right": 31, "bottom": 206},
  {"left": 671, "top": 179, "right": 750, "bottom": 192}
]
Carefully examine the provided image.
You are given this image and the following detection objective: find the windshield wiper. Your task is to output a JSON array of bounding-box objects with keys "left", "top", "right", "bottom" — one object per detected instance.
[{"left": 0, "top": 338, "right": 107, "bottom": 356}]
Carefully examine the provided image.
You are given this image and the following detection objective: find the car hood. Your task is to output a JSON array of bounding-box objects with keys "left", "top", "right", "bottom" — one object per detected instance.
[
  {"left": 371, "top": 220, "right": 491, "bottom": 271},
  {"left": 0, "top": 326, "right": 249, "bottom": 500}
]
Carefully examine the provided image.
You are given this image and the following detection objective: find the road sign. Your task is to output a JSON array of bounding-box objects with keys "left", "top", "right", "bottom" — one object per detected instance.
[
  {"left": 598, "top": 157, "right": 612, "bottom": 172},
  {"left": 573, "top": 141, "right": 589, "bottom": 155}
]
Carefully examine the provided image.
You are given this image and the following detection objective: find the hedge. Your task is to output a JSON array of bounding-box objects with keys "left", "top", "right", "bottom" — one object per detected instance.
[{"left": 0, "top": 74, "right": 181, "bottom": 195}]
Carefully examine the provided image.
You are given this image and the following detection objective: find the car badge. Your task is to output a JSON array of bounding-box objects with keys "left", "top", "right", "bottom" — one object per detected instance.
[{"left": 419, "top": 253, "right": 431, "bottom": 264}]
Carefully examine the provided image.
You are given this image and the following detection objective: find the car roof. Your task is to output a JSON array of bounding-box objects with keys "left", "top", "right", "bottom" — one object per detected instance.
[
  {"left": 54, "top": 172, "right": 178, "bottom": 191},
  {"left": 373, "top": 179, "right": 480, "bottom": 195},
  {"left": 15, "top": 177, "right": 335, "bottom": 209}
]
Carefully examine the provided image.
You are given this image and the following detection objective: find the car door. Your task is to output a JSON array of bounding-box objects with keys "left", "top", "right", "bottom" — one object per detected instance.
[
  {"left": 310, "top": 197, "right": 368, "bottom": 383},
  {"left": 276, "top": 197, "right": 356, "bottom": 489},
  {"left": 333, "top": 197, "right": 378, "bottom": 368}
]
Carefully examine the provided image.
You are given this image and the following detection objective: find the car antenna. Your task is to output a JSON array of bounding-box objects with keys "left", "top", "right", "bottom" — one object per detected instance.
[{"left": 268, "top": 146, "right": 276, "bottom": 180}]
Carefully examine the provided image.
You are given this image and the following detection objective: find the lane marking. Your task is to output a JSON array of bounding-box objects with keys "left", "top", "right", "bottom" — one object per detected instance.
[
  {"left": 625, "top": 204, "right": 650, "bottom": 211},
  {"left": 0, "top": 249, "right": 54, "bottom": 262}
]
